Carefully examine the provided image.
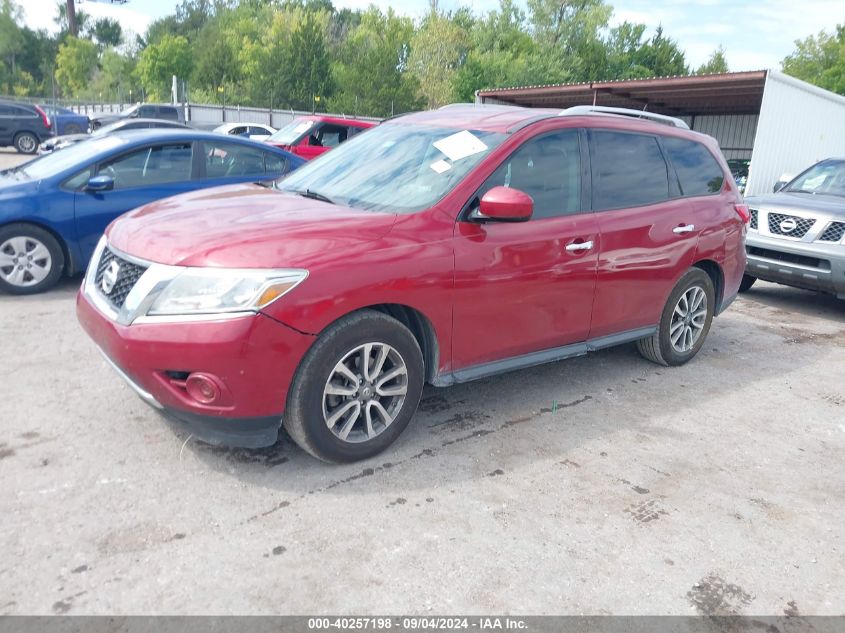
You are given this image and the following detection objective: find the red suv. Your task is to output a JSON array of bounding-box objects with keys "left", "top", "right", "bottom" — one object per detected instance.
[
  {"left": 77, "top": 105, "right": 748, "bottom": 463},
  {"left": 264, "top": 115, "right": 376, "bottom": 160}
]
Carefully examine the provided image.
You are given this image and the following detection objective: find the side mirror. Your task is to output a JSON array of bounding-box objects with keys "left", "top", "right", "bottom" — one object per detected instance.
[
  {"left": 474, "top": 186, "right": 533, "bottom": 222},
  {"left": 773, "top": 173, "right": 793, "bottom": 193},
  {"left": 86, "top": 175, "right": 114, "bottom": 192}
]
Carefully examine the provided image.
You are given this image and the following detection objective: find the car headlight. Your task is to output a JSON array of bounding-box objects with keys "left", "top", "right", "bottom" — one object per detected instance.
[{"left": 146, "top": 268, "right": 307, "bottom": 316}]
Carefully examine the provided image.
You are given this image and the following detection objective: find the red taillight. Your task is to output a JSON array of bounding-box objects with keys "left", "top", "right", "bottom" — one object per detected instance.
[
  {"left": 34, "top": 105, "right": 51, "bottom": 129},
  {"left": 734, "top": 203, "right": 750, "bottom": 224}
]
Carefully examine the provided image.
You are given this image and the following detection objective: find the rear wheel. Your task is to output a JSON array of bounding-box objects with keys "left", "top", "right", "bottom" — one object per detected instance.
[
  {"left": 637, "top": 268, "right": 715, "bottom": 367},
  {"left": 0, "top": 224, "right": 65, "bottom": 295},
  {"left": 284, "top": 310, "right": 425, "bottom": 463},
  {"left": 14, "top": 132, "right": 38, "bottom": 154},
  {"left": 739, "top": 274, "right": 756, "bottom": 293}
]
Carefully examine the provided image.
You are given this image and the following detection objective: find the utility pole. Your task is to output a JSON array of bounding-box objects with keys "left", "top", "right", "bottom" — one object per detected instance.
[{"left": 66, "top": 0, "right": 78, "bottom": 37}]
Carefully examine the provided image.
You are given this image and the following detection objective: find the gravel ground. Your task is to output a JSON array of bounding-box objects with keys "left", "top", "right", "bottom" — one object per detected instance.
[{"left": 1, "top": 149, "right": 843, "bottom": 616}]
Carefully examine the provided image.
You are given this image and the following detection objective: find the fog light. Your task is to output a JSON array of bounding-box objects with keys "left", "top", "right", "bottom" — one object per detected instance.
[{"left": 185, "top": 373, "right": 221, "bottom": 405}]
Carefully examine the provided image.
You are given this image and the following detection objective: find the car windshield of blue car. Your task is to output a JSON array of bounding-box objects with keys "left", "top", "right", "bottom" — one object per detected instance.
[
  {"left": 276, "top": 123, "right": 507, "bottom": 213},
  {"left": 15, "top": 136, "right": 124, "bottom": 181},
  {"left": 786, "top": 160, "right": 845, "bottom": 197}
]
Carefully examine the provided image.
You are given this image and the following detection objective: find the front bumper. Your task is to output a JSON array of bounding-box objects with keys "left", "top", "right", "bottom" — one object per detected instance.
[
  {"left": 745, "top": 231, "right": 845, "bottom": 298},
  {"left": 77, "top": 289, "right": 315, "bottom": 448}
]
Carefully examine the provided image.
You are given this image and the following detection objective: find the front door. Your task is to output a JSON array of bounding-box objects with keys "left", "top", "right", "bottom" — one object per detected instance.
[
  {"left": 73, "top": 142, "right": 196, "bottom": 262},
  {"left": 452, "top": 129, "right": 599, "bottom": 370}
]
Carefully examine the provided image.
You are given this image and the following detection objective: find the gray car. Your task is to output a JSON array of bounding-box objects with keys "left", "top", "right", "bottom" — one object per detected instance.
[{"left": 743, "top": 158, "right": 845, "bottom": 299}]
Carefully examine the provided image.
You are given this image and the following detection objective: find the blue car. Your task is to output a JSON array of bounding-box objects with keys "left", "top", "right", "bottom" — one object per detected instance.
[
  {"left": 41, "top": 105, "right": 90, "bottom": 136},
  {"left": 0, "top": 129, "right": 304, "bottom": 294}
]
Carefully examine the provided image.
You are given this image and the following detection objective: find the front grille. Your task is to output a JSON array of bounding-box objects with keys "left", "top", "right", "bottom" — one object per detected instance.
[
  {"left": 768, "top": 212, "right": 815, "bottom": 238},
  {"left": 818, "top": 221, "right": 845, "bottom": 243},
  {"left": 749, "top": 208, "right": 758, "bottom": 230},
  {"left": 747, "top": 246, "right": 830, "bottom": 270},
  {"left": 94, "top": 247, "right": 147, "bottom": 309}
]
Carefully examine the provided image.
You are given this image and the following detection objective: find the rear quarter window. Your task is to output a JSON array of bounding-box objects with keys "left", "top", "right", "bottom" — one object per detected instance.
[
  {"left": 662, "top": 137, "right": 725, "bottom": 196},
  {"left": 591, "top": 130, "right": 670, "bottom": 210}
]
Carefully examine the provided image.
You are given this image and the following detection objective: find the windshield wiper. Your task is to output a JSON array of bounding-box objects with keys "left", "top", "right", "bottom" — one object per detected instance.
[{"left": 292, "top": 188, "right": 336, "bottom": 205}]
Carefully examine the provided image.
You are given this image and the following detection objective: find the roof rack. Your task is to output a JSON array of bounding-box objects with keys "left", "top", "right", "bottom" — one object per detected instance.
[{"left": 560, "top": 105, "right": 689, "bottom": 129}]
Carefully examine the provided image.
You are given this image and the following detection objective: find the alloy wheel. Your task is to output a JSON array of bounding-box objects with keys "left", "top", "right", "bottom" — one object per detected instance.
[
  {"left": 322, "top": 342, "right": 409, "bottom": 443},
  {"left": 669, "top": 285, "right": 707, "bottom": 353}
]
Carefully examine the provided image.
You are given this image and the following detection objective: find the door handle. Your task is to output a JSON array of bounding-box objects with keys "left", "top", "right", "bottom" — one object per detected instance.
[
  {"left": 565, "top": 240, "right": 593, "bottom": 252},
  {"left": 673, "top": 224, "right": 695, "bottom": 235}
]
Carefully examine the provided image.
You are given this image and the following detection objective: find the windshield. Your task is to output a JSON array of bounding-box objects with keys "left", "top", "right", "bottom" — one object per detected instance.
[
  {"left": 277, "top": 123, "right": 507, "bottom": 213},
  {"left": 13, "top": 135, "right": 125, "bottom": 181},
  {"left": 119, "top": 104, "right": 140, "bottom": 117},
  {"left": 786, "top": 159, "right": 845, "bottom": 197},
  {"left": 267, "top": 118, "right": 315, "bottom": 145}
]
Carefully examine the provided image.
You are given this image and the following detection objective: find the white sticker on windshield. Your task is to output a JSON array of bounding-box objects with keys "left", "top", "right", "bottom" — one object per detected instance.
[
  {"left": 430, "top": 159, "right": 451, "bottom": 174},
  {"left": 433, "top": 130, "right": 488, "bottom": 162}
]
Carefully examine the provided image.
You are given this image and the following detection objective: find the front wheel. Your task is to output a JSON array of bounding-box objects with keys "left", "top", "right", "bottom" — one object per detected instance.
[
  {"left": 284, "top": 310, "right": 424, "bottom": 463},
  {"left": 0, "top": 224, "right": 65, "bottom": 295},
  {"left": 14, "top": 132, "right": 38, "bottom": 154},
  {"left": 637, "top": 268, "right": 715, "bottom": 367}
]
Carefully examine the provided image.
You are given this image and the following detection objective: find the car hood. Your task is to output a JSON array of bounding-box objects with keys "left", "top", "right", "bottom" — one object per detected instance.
[
  {"left": 107, "top": 184, "right": 399, "bottom": 268},
  {"left": 745, "top": 191, "right": 845, "bottom": 219}
]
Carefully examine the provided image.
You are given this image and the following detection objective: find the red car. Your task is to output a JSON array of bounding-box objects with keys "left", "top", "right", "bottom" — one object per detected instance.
[
  {"left": 264, "top": 115, "right": 376, "bottom": 160},
  {"left": 77, "top": 104, "right": 748, "bottom": 463}
]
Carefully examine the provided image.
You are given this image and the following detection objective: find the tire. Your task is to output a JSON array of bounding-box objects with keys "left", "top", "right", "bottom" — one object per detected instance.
[
  {"left": 637, "top": 267, "right": 715, "bottom": 367},
  {"left": 14, "top": 132, "right": 38, "bottom": 154},
  {"left": 0, "top": 224, "right": 65, "bottom": 295},
  {"left": 64, "top": 124, "right": 83, "bottom": 135},
  {"left": 284, "top": 310, "right": 425, "bottom": 463},
  {"left": 738, "top": 274, "right": 756, "bottom": 293}
]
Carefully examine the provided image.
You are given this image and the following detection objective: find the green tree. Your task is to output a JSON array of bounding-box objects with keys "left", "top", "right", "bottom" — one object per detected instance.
[
  {"left": 328, "top": 7, "right": 421, "bottom": 116},
  {"left": 190, "top": 19, "right": 239, "bottom": 98},
  {"left": 90, "top": 47, "right": 137, "bottom": 101},
  {"left": 286, "top": 10, "right": 334, "bottom": 110},
  {"left": 630, "top": 26, "right": 688, "bottom": 77},
  {"left": 782, "top": 25, "right": 845, "bottom": 95},
  {"left": 409, "top": 11, "right": 469, "bottom": 107},
  {"left": 0, "top": 0, "right": 24, "bottom": 77},
  {"left": 135, "top": 34, "right": 192, "bottom": 100},
  {"left": 696, "top": 46, "right": 728, "bottom": 74},
  {"left": 91, "top": 17, "right": 122, "bottom": 48},
  {"left": 55, "top": 35, "right": 98, "bottom": 96}
]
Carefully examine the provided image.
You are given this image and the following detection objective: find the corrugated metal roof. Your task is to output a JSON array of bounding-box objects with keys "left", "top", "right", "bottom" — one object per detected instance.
[{"left": 477, "top": 71, "right": 769, "bottom": 116}]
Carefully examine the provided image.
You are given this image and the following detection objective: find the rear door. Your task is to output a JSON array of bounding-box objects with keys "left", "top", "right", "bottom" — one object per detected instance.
[
  {"left": 199, "top": 139, "right": 288, "bottom": 187},
  {"left": 587, "top": 129, "right": 698, "bottom": 339},
  {"left": 452, "top": 128, "right": 599, "bottom": 369},
  {"left": 73, "top": 141, "right": 197, "bottom": 262}
]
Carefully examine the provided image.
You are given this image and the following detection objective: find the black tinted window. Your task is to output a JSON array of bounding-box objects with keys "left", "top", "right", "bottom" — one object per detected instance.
[
  {"left": 592, "top": 131, "right": 669, "bottom": 210},
  {"left": 478, "top": 130, "right": 582, "bottom": 220},
  {"left": 99, "top": 143, "right": 193, "bottom": 189},
  {"left": 159, "top": 107, "right": 179, "bottom": 120},
  {"left": 663, "top": 137, "right": 724, "bottom": 196}
]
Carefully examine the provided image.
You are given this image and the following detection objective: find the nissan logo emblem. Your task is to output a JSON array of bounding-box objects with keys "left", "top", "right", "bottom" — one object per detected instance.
[
  {"left": 101, "top": 260, "right": 120, "bottom": 294},
  {"left": 779, "top": 218, "right": 798, "bottom": 233}
]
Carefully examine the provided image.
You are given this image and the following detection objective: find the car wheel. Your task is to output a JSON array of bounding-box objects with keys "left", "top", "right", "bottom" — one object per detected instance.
[
  {"left": 739, "top": 274, "right": 756, "bottom": 293},
  {"left": 284, "top": 310, "right": 424, "bottom": 463},
  {"left": 0, "top": 224, "right": 65, "bottom": 295},
  {"left": 64, "top": 124, "right": 83, "bottom": 135},
  {"left": 637, "top": 267, "right": 715, "bottom": 367},
  {"left": 14, "top": 132, "right": 38, "bottom": 154}
]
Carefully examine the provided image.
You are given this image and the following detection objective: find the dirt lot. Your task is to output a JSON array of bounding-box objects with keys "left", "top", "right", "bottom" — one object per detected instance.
[{"left": 1, "top": 148, "right": 844, "bottom": 616}]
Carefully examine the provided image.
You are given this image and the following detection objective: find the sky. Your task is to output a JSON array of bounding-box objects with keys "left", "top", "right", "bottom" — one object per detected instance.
[{"left": 19, "top": 0, "right": 844, "bottom": 72}]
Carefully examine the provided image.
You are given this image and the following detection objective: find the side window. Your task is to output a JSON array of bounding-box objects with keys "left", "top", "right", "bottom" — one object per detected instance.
[
  {"left": 64, "top": 167, "right": 93, "bottom": 190},
  {"left": 315, "top": 124, "right": 348, "bottom": 148},
  {"left": 98, "top": 143, "right": 193, "bottom": 190},
  {"left": 14, "top": 106, "right": 35, "bottom": 117},
  {"left": 0, "top": 105, "right": 11, "bottom": 115},
  {"left": 159, "top": 107, "right": 179, "bottom": 120},
  {"left": 264, "top": 153, "right": 286, "bottom": 174},
  {"left": 137, "top": 105, "right": 156, "bottom": 117},
  {"left": 203, "top": 141, "right": 268, "bottom": 178},
  {"left": 662, "top": 137, "right": 725, "bottom": 196},
  {"left": 475, "top": 129, "right": 582, "bottom": 220},
  {"left": 229, "top": 126, "right": 247, "bottom": 136},
  {"left": 591, "top": 131, "right": 670, "bottom": 210}
]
